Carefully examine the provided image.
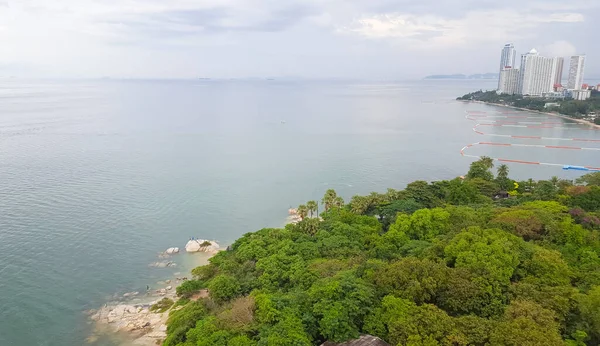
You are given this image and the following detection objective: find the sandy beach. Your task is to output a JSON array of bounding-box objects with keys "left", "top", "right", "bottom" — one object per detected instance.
[{"left": 462, "top": 100, "right": 600, "bottom": 129}]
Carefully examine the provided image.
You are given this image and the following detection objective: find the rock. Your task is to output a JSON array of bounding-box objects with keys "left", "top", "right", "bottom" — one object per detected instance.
[
  {"left": 165, "top": 279, "right": 171, "bottom": 284},
  {"left": 166, "top": 286, "right": 172, "bottom": 291},
  {"left": 165, "top": 247, "right": 179, "bottom": 255},
  {"left": 185, "top": 239, "right": 220, "bottom": 253},
  {"left": 157, "top": 289, "right": 167, "bottom": 296},
  {"left": 123, "top": 291, "right": 139, "bottom": 298},
  {"left": 149, "top": 261, "right": 176, "bottom": 268}
]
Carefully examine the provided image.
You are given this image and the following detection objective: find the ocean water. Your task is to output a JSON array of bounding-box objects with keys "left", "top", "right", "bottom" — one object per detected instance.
[{"left": 0, "top": 79, "right": 599, "bottom": 346}]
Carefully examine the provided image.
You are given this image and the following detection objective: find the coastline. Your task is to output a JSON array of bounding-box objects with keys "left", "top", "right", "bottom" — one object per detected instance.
[
  {"left": 87, "top": 246, "right": 219, "bottom": 346},
  {"left": 462, "top": 100, "right": 600, "bottom": 129}
]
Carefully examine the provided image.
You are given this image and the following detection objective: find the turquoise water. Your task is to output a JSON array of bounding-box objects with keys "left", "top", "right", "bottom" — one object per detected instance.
[{"left": 0, "top": 79, "right": 598, "bottom": 346}]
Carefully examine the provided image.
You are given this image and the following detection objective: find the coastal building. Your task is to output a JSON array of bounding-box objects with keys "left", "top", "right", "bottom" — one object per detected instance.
[
  {"left": 518, "top": 49, "right": 555, "bottom": 96},
  {"left": 571, "top": 89, "right": 591, "bottom": 101},
  {"left": 541, "top": 91, "right": 565, "bottom": 99},
  {"left": 567, "top": 55, "right": 586, "bottom": 90},
  {"left": 499, "top": 43, "right": 517, "bottom": 70},
  {"left": 550, "top": 57, "right": 564, "bottom": 87},
  {"left": 498, "top": 67, "right": 520, "bottom": 94},
  {"left": 497, "top": 43, "right": 516, "bottom": 90}
]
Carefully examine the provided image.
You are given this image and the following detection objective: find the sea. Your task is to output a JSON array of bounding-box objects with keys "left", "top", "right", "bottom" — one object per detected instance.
[{"left": 0, "top": 79, "right": 599, "bottom": 346}]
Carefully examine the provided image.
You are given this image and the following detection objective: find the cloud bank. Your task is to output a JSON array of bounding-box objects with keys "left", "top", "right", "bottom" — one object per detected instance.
[{"left": 0, "top": 0, "right": 597, "bottom": 78}]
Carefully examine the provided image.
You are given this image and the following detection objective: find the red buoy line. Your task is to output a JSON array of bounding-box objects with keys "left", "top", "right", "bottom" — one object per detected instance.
[{"left": 462, "top": 110, "right": 600, "bottom": 172}]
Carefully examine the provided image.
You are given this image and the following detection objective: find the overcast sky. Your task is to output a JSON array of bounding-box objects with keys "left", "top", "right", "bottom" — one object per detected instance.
[{"left": 0, "top": 0, "right": 597, "bottom": 79}]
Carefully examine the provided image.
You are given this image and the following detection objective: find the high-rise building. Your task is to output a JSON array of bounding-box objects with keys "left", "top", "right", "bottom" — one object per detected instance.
[
  {"left": 498, "top": 68, "right": 520, "bottom": 94},
  {"left": 567, "top": 55, "right": 586, "bottom": 89},
  {"left": 499, "top": 43, "right": 517, "bottom": 70},
  {"left": 550, "top": 57, "right": 564, "bottom": 88},
  {"left": 518, "top": 48, "right": 555, "bottom": 96},
  {"left": 498, "top": 44, "right": 516, "bottom": 90}
]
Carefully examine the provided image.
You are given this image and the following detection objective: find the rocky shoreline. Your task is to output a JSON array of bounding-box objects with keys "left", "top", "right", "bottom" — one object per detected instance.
[{"left": 86, "top": 239, "right": 220, "bottom": 345}]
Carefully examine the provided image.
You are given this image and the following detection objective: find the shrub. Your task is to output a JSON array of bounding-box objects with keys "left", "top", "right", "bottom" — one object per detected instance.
[
  {"left": 150, "top": 297, "right": 174, "bottom": 313},
  {"left": 176, "top": 279, "right": 206, "bottom": 298}
]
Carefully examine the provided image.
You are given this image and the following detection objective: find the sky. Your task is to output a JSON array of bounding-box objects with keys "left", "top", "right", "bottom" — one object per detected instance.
[{"left": 0, "top": 0, "right": 598, "bottom": 79}]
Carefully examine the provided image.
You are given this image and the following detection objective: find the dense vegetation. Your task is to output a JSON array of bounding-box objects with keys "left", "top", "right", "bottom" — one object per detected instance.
[
  {"left": 163, "top": 159, "right": 600, "bottom": 346},
  {"left": 457, "top": 90, "right": 600, "bottom": 122}
]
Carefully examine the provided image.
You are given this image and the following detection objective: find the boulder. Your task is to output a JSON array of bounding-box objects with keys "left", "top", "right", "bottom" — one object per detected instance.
[
  {"left": 185, "top": 239, "right": 220, "bottom": 253},
  {"left": 165, "top": 247, "right": 179, "bottom": 255},
  {"left": 166, "top": 286, "right": 172, "bottom": 291}
]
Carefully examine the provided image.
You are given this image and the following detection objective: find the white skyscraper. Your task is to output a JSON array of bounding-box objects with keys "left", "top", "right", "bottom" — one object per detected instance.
[
  {"left": 498, "top": 44, "right": 516, "bottom": 90},
  {"left": 498, "top": 68, "right": 520, "bottom": 95},
  {"left": 550, "top": 57, "right": 564, "bottom": 88},
  {"left": 499, "top": 43, "right": 517, "bottom": 70},
  {"left": 567, "top": 55, "right": 586, "bottom": 90},
  {"left": 518, "top": 49, "right": 555, "bottom": 96}
]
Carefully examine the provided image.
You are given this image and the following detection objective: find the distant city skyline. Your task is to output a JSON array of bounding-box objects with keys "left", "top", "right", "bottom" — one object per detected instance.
[{"left": 496, "top": 41, "right": 590, "bottom": 98}]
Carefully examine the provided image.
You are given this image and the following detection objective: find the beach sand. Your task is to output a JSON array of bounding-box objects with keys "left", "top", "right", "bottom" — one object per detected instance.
[{"left": 463, "top": 100, "right": 600, "bottom": 129}]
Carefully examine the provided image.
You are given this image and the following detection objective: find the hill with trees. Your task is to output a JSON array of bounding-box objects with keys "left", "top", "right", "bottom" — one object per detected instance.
[{"left": 162, "top": 159, "right": 600, "bottom": 346}]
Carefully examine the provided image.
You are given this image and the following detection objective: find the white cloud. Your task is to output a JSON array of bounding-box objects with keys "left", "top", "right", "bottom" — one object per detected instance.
[
  {"left": 0, "top": 0, "right": 597, "bottom": 78},
  {"left": 540, "top": 40, "right": 578, "bottom": 57},
  {"left": 343, "top": 9, "right": 585, "bottom": 49}
]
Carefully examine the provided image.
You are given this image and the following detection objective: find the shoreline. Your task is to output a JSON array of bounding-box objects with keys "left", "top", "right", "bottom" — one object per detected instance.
[
  {"left": 87, "top": 244, "right": 219, "bottom": 346},
  {"left": 461, "top": 100, "right": 600, "bottom": 129}
]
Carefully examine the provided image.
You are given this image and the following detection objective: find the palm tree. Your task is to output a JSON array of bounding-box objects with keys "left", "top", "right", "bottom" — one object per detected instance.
[
  {"left": 479, "top": 156, "right": 495, "bottom": 170},
  {"left": 297, "top": 204, "right": 308, "bottom": 220},
  {"left": 333, "top": 196, "right": 345, "bottom": 209},
  {"left": 350, "top": 195, "right": 369, "bottom": 214},
  {"left": 306, "top": 200, "right": 317, "bottom": 218},
  {"left": 322, "top": 189, "right": 338, "bottom": 212},
  {"left": 497, "top": 164, "right": 509, "bottom": 179},
  {"left": 550, "top": 176, "right": 559, "bottom": 188},
  {"left": 299, "top": 218, "right": 320, "bottom": 237}
]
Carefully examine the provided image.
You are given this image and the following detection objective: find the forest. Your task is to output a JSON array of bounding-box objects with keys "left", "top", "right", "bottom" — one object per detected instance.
[{"left": 162, "top": 158, "right": 600, "bottom": 346}]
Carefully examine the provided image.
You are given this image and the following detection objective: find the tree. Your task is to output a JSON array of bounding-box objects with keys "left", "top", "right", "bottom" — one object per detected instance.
[
  {"left": 496, "top": 164, "right": 512, "bottom": 191},
  {"left": 467, "top": 161, "right": 494, "bottom": 181},
  {"left": 489, "top": 300, "right": 564, "bottom": 346},
  {"left": 579, "top": 286, "right": 600, "bottom": 343},
  {"left": 377, "top": 199, "right": 423, "bottom": 230},
  {"left": 370, "top": 258, "right": 448, "bottom": 304},
  {"left": 364, "top": 296, "right": 455, "bottom": 346},
  {"left": 208, "top": 275, "right": 242, "bottom": 303},
  {"left": 497, "top": 164, "right": 509, "bottom": 179},
  {"left": 298, "top": 217, "right": 320, "bottom": 237},
  {"left": 570, "top": 186, "right": 600, "bottom": 211},
  {"left": 533, "top": 180, "right": 558, "bottom": 201},
  {"left": 297, "top": 204, "right": 308, "bottom": 220},
  {"left": 444, "top": 227, "right": 522, "bottom": 284},
  {"left": 389, "top": 208, "right": 450, "bottom": 241},
  {"left": 308, "top": 272, "right": 375, "bottom": 342},
  {"left": 350, "top": 195, "right": 370, "bottom": 215},
  {"left": 306, "top": 200, "right": 318, "bottom": 218},
  {"left": 480, "top": 156, "right": 495, "bottom": 170},
  {"left": 405, "top": 181, "right": 440, "bottom": 208},
  {"left": 333, "top": 196, "right": 345, "bottom": 209},
  {"left": 322, "top": 189, "right": 338, "bottom": 212},
  {"left": 492, "top": 209, "right": 545, "bottom": 241}
]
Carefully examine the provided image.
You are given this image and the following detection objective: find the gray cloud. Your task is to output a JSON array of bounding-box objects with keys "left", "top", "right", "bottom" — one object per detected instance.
[{"left": 0, "top": 0, "right": 597, "bottom": 79}]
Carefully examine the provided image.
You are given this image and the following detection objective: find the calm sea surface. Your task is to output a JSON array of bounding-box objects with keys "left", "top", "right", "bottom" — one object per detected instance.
[{"left": 1, "top": 79, "right": 599, "bottom": 346}]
